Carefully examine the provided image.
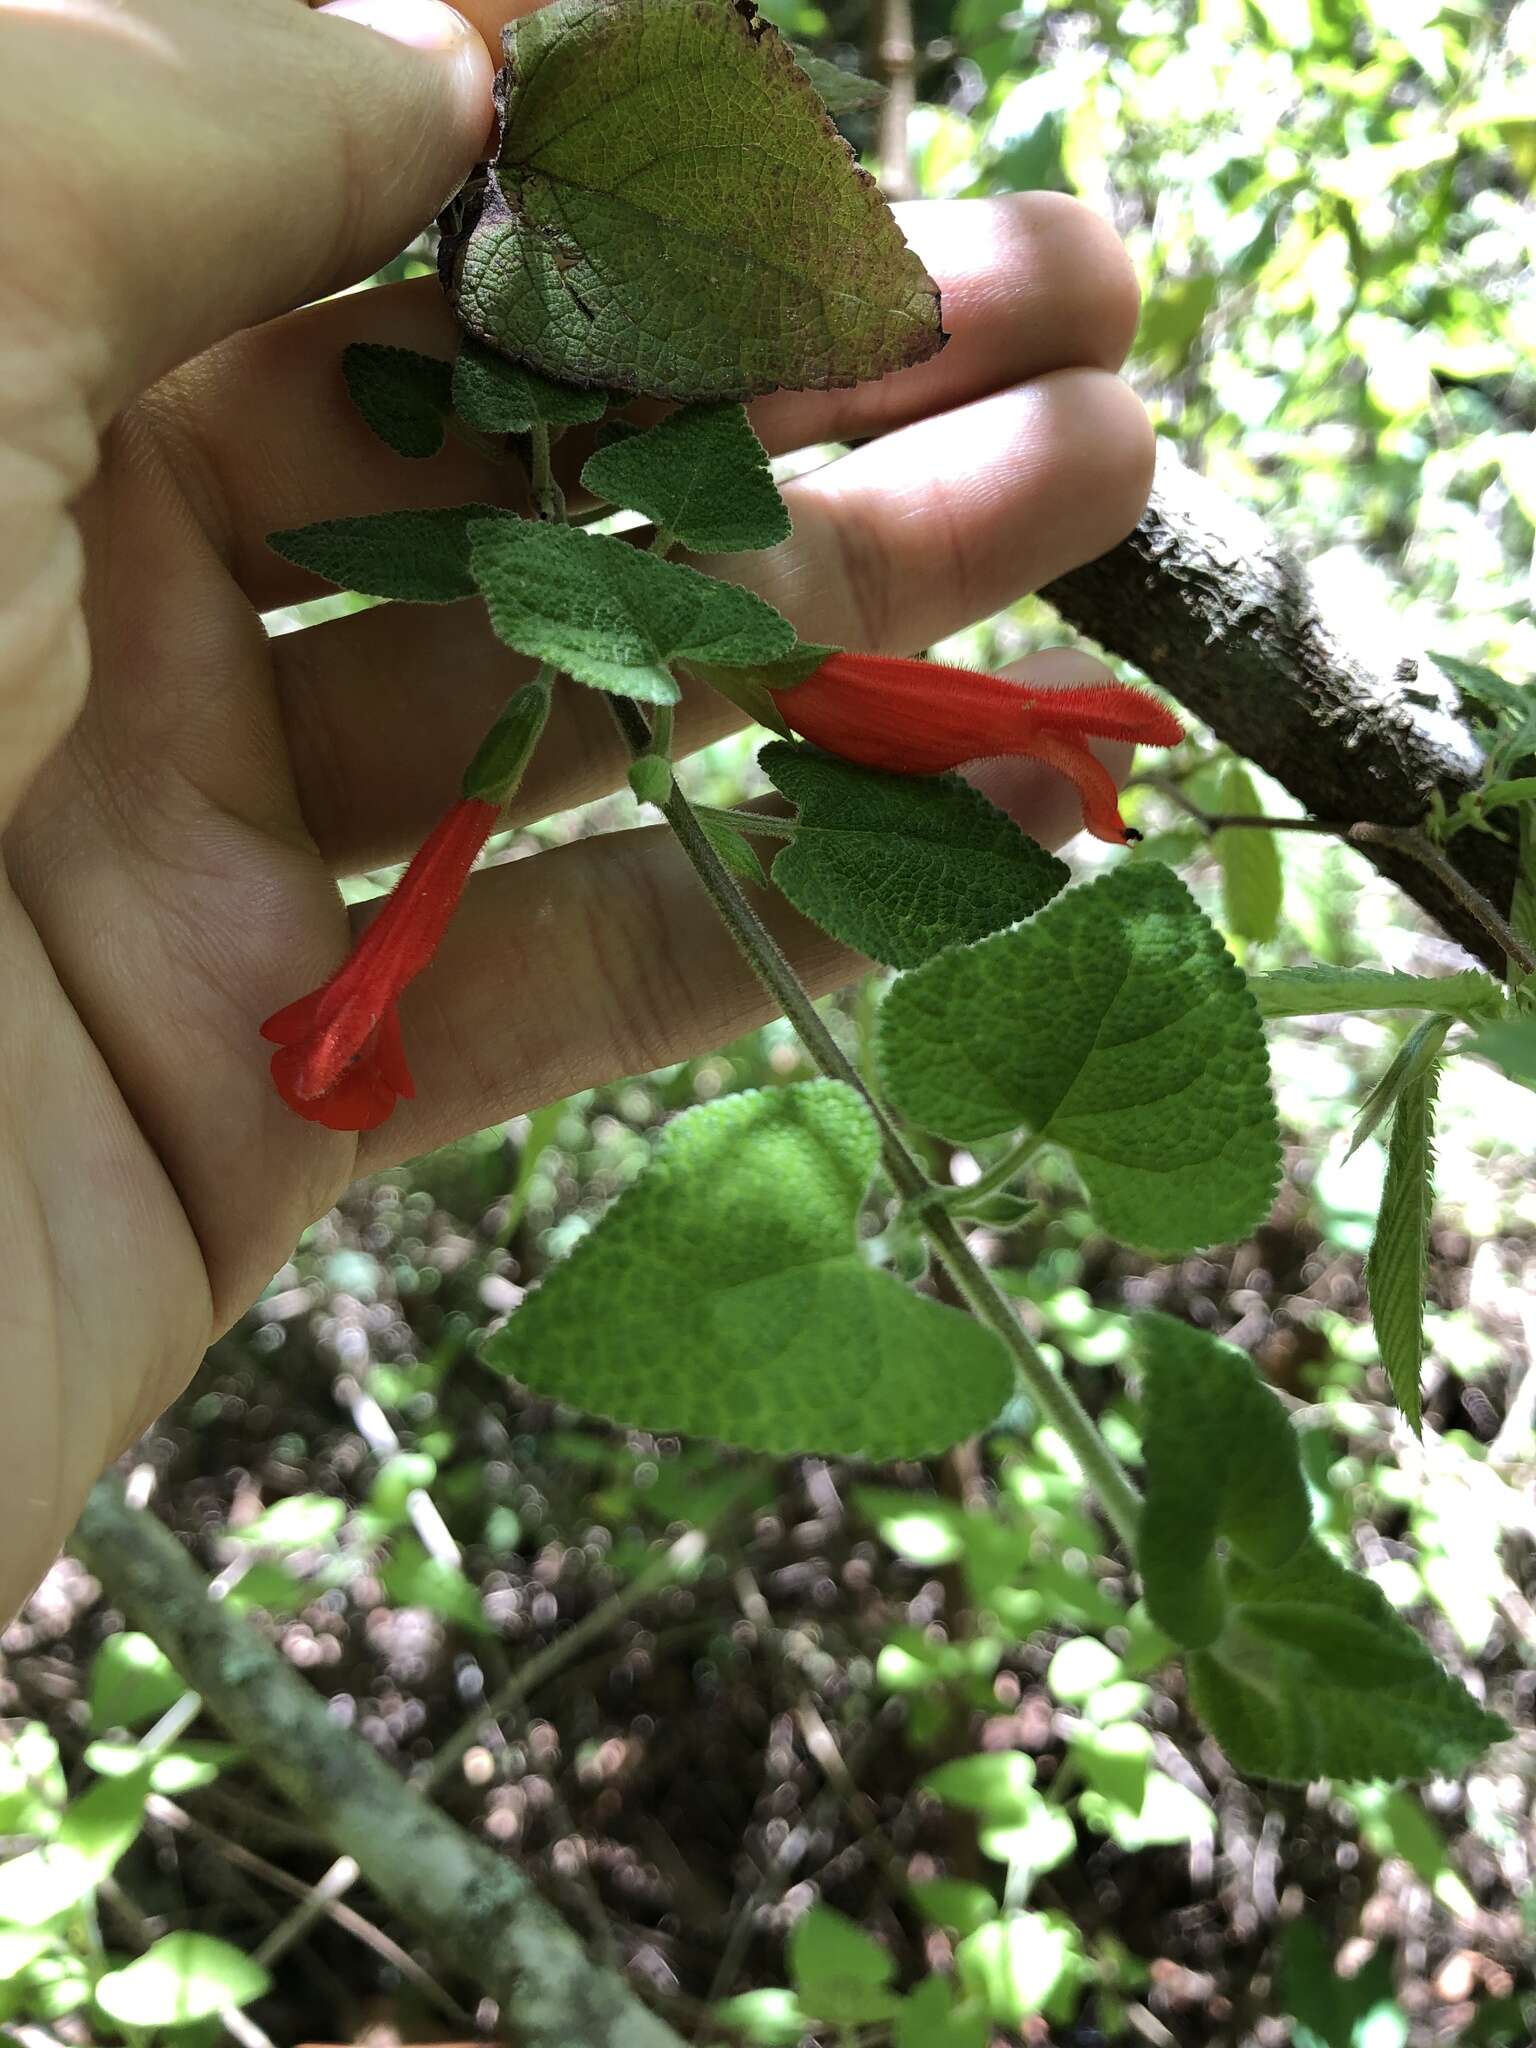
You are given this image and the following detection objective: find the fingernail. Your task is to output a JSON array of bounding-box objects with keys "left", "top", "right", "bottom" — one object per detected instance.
[{"left": 319, "top": 0, "right": 475, "bottom": 52}]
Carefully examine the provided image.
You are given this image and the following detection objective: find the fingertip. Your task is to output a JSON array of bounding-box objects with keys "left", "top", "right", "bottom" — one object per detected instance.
[
  {"left": 319, "top": 0, "right": 477, "bottom": 50},
  {"left": 315, "top": 0, "right": 495, "bottom": 152}
]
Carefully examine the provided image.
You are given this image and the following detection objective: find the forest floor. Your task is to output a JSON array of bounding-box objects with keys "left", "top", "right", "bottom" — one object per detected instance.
[{"left": 4, "top": 1107, "right": 1533, "bottom": 2048}]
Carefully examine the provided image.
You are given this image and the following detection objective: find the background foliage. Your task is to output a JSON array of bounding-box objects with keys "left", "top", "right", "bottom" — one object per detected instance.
[{"left": 2, "top": 0, "right": 1533, "bottom": 2042}]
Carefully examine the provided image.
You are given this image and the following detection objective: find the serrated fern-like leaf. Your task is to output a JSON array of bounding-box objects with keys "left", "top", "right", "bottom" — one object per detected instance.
[
  {"left": 1365, "top": 1060, "right": 1440, "bottom": 1434},
  {"left": 1345, "top": 1012, "right": 1451, "bottom": 1162}
]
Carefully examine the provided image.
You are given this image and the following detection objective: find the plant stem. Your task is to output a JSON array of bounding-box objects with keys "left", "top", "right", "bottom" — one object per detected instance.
[
  {"left": 528, "top": 423, "right": 565, "bottom": 523},
  {"left": 946, "top": 1130, "right": 1046, "bottom": 1208},
  {"left": 607, "top": 693, "right": 1143, "bottom": 1550},
  {"left": 1349, "top": 821, "right": 1536, "bottom": 976},
  {"left": 691, "top": 802, "right": 798, "bottom": 841}
]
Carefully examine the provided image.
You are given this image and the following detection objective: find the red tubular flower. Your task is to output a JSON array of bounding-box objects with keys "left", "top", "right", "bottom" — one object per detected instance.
[
  {"left": 770, "top": 652, "right": 1183, "bottom": 844},
  {"left": 261, "top": 797, "right": 500, "bottom": 1133}
]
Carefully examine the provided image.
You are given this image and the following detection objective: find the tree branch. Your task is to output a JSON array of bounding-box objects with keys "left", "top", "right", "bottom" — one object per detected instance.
[
  {"left": 74, "top": 1482, "right": 689, "bottom": 2048},
  {"left": 1041, "top": 442, "right": 1512, "bottom": 970}
]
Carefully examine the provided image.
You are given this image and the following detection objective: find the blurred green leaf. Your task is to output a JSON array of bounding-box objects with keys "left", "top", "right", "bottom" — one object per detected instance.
[
  {"left": 788, "top": 1905, "right": 899, "bottom": 2025},
  {"left": 89, "top": 1632, "right": 186, "bottom": 1732},
  {"left": 95, "top": 1933, "right": 271, "bottom": 2029}
]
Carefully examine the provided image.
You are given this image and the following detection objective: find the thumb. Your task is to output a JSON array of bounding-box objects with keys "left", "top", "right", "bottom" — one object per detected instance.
[{"left": 8, "top": 0, "right": 493, "bottom": 420}]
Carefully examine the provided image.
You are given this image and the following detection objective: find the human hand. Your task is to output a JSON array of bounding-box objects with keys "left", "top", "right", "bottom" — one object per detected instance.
[{"left": 0, "top": 0, "right": 1153, "bottom": 1614}]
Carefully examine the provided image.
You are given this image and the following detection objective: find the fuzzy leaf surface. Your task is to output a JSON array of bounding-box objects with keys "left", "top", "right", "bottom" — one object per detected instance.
[
  {"left": 342, "top": 344, "right": 453, "bottom": 457},
  {"left": 879, "top": 863, "right": 1280, "bottom": 1252},
  {"left": 761, "top": 744, "right": 1068, "bottom": 967},
  {"left": 581, "top": 401, "right": 790, "bottom": 552},
  {"left": 484, "top": 1082, "right": 1011, "bottom": 1457},
  {"left": 269, "top": 505, "right": 510, "bottom": 603},
  {"left": 452, "top": 339, "right": 609, "bottom": 432},
  {"left": 444, "top": 0, "right": 944, "bottom": 399},
  {"left": 469, "top": 517, "right": 796, "bottom": 701}
]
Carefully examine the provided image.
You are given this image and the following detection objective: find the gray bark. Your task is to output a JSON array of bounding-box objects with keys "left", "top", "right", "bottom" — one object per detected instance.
[
  {"left": 75, "top": 1483, "right": 688, "bottom": 2048},
  {"left": 1041, "top": 444, "right": 1512, "bottom": 971}
]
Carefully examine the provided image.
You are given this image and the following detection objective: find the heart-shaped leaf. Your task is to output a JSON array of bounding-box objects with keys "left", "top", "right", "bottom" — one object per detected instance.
[
  {"left": 484, "top": 1082, "right": 1011, "bottom": 1458},
  {"left": 878, "top": 862, "right": 1281, "bottom": 1253},
  {"left": 581, "top": 402, "right": 790, "bottom": 553},
  {"left": 761, "top": 743, "right": 1069, "bottom": 967},
  {"left": 444, "top": 0, "right": 944, "bottom": 399}
]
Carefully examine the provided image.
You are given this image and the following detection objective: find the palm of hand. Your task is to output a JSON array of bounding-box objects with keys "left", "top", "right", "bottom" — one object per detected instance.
[
  {"left": 0, "top": 0, "right": 1151, "bottom": 1618},
  {"left": 3, "top": 413, "right": 355, "bottom": 1596}
]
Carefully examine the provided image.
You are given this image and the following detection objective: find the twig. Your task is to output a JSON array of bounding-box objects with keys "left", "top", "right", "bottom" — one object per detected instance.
[
  {"left": 874, "top": 0, "right": 916, "bottom": 200},
  {"left": 76, "top": 1484, "right": 690, "bottom": 2048},
  {"left": 1130, "top": 773, "right": 1342, "bottom": 836},
  {"left": 1042, "top": 443, "right": 1517, "bottom": 970},
  {"left": 1348, "top": 822, "right": 1536, "bottom": 976},
  {"left": 147, "top": 1801, "right": 470, "bottom": 2027},
  {"left": 420, "top": 1500, "right": 741, "bottom": 1795}
]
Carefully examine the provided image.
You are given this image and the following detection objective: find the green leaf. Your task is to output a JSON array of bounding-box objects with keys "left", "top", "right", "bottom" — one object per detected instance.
[
  {"left": 760, "top": 744, "right": 1069, "bottom": 968},
  {"left": 1250, "top": 966, "right": 1503, "bottom": 1021},
  {"left": 341, "top": 343, "right": 452, "bottom": 458},
  {"left": 1510, "top": 804, "right": 1536, "bottom": 966},
  {"left": 923, "top": 1751, "right": 1039, "bottom": 1818},
  {"left": 231, "top": 1492, "right": 348, "bottom": 1550},
  {"left": 89, "top": 1631, "right": 185, "bottom": 1731},
  {"left": 923, "top": 1753, "right": 1074, "bottom": 1872},
  {"left": 1346, "top": 1014, "right": 1451, "bottom": 1161},
  {"left": 483, "top": 1082, "right": 1012, "bottom": 1459},
  {"left": 1466, "top": 1015, "right": 1536, "bottom": 1090},
  {"left": 95, "top": 1934, "right": 271, "bottom": 2029},
  {"left": 955, "top": 1912, "right": 1085, "bottom": 2028},
  {"left": 895, "top": 1976, "right": 988, "bottom": 2048},
  {"left": 1188, "top": 1537, "right": 1508, "bottom": 1783},
  {"left": 679, "top": 641, "right": 835, "bottom": 736},
  {"left": 1046, "top": 1637, "right": 1122, "bottom": 1704},
  {"left": 1136, "top": 1314, "right": 1312, "bottom": 1651},
  {"left": 1213, "top": 761, "right": 1283, "bottom": 943},
  {"left": 85, "top": 1740, "right": 237, "bottom": 1797},
  {"left": 712, "top": 1988, "right": 812, "bottom": 2044},
  {"left": 1364, "top": 1058, "right": 1439, "bottom": 1434},
  {"left": 0, "top": 1724, "right": 65, "bottom": 1836},
  {"left": 0, "top": 1766, "right": 154, "bottom": 1925},
  {"left": 445, "top": 0, "right": 944, "bottom": 400},
  {"left": 789, "top": 1905, "right": 899, "bottom": 2026},
  {"left": 879, "top": 863, "right": 1280, "bottom": 1254},
  {"left": 269, "top": 505, "right": 511, "bottom": 603},
  {"left": 380, "top": 1536, "right": 493, "bottom": 1636},
  {"left": 580, "top": 402, "right": 790, "bottom": 553},
  {"left": 469, "top": 518, "right": 796, "bottom": 703},
  {"left": 452, "top": 338, "right": 609, "bottom": 433},
  {"left": 791, "top": 45, "right": 887, "bottom": 114},
  {"left": 696, "top": 810, "right": 766, "bottom": 886},
  {"left": 907, "top": 1878, "right": 998, "bottom": 1939},
  {"left": 1279, "top": 1920, "right": 1404, "bottom": 2048}
]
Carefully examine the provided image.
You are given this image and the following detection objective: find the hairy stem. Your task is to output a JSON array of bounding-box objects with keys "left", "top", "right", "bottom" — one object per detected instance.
[
  {"left": 1348, "top": 822, "right": 1536, "bottom": 977},
  {"left": 691, "top": 802, "right": 798, "bottom": 841},
  {"left": 943, "top": 1130, "right": 1047, "bottom": 1208},
  {"left": 608, "top": 694, "right": 1143, "bottom": 1549}
]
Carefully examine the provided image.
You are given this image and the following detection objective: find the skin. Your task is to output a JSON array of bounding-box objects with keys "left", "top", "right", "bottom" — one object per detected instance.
[{"left": 0, "top": 0, "right": 1155, "bottom": 1618}]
